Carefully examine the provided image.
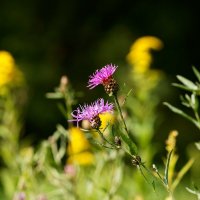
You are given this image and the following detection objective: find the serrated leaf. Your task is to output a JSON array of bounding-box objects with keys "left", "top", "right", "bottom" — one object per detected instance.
[
  {"left": 176, "top": 75, "right": 198, "bottom": 90},
  {"left": 164, "top": 149, "right": 173, "bottom": 186},
  {"left": 192, "top": 66, "right": 200, "bottom": 83}
]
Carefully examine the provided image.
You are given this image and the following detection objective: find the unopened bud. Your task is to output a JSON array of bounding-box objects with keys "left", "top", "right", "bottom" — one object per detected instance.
[
  {"left": 131, "top": 155, "right": 141, "bottom": 166},
  {"left": 152, "top": 164, "right": 158, "bottom": 173},
  {"left": 59, "top": 75, "right": 69, "bottom": 92}
]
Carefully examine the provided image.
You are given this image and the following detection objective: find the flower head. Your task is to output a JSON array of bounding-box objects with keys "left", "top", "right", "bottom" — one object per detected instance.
[
  {"left": 127, "top": 36, "right": 163, "bottom": 74},
  {"left": 0, "top": 51, "right": 24, "bottom": 88},
  {"left": 70, "top": 98, "right": 114, "bottom": 128},
  {"left": 88, "top": 64, "right": 119, "bottom": 96},
  {"left": 88, "top": 64, "right": 117, "bottom": 89}
]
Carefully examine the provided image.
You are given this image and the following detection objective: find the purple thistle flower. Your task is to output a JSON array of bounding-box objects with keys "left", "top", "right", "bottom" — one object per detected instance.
[
  {"left": 88, "top": 64, "right": 117, "bottom": 89},
  {"left": 70, "top": 98, "right": 114, "bottom": 129}
]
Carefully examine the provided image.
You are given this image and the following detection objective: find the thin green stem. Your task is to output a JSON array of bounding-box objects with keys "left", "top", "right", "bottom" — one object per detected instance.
[
  {"left": 63, "top": 92, "right": 73, "bottom": 128},
  {"left": 156, "top": 171, "right": 165, "bottom": 184},
  {"left": 96, "top": 129, "right": 116, "bottom": 148},
  {"left": 141, "top": 163, "right": 164, "bottom": 185},
  {"left": 194, "top": 109, "right": 200, "bottom": 123},
  {"left": 92, "top": 140, "right": 116, "bottom": 149},
  {"left": 113, "top": 94, "right": 129, "bottom": 135}
]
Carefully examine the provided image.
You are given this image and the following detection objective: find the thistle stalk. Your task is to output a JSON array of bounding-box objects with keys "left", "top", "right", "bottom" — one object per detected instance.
[{"left": 113, "top": 94, "right": 129, "bottom": 136}]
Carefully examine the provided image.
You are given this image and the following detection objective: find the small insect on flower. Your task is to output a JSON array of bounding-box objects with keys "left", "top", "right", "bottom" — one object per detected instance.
[
  {"left": 88, "top": 64, "right": 119, "bottom": 96},
  {"left": 69, "top": 98, "right": 114, "bottom": 129}
]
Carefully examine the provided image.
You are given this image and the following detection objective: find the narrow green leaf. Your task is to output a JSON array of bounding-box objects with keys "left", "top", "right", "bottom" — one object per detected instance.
[
  {"left": 186, "top": 187, "right": 196, "bottom": 194},
  {"left": 164, "top": 149, "right": 173, "bottom": 186},
  {"left": 152, "top": 180, "right": 156, "bottom": 191},
  {"left": 171, "top": 158, "right": 194, "bottom": 191},
  {"left": 164, "top": 102, "right": 185, "bottom": 115},
  {"left": 192, "top": 66, "right": 200, "bottom": 83},
  {"left": 46, "top": 92, "right": 63, "bottom": 99},
  {"left": 177, "top": 75, "right": 198, "bottom": 90},
  {"left": 56, "top": 124, "right": 69, "bottom": 138},
  {"left": 195, "top": 142, "right": 200, "bottom": 150},
  {"left": 172, "top": 83, "right": 194, "bottom": 92},
  {"left": 186, "top": 186, "right": 200, "bottom": 200},
  {"left": 57, "top": 103, "right": 68, "bottom": 119},
  {"left": 122, "top": 88, "right": 133, "bottom": 105},
  {"left": 164, "top": 102, "right": 200, "bottom": 130},
  {"left": 120, "top": 133, "right": 137, "bottom": 155}
]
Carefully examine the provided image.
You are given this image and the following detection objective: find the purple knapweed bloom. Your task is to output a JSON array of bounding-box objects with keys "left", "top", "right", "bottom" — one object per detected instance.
[
  {"left": 70, "top": 98, "right": 114, "bottom": 129},
  {"left": 88, "top": 64, "right": 119, "bottom": 96}
]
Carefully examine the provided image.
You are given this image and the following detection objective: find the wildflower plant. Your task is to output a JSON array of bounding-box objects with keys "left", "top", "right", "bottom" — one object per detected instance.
[
  {"left": 0, "top": 44, "right": 196, "bottom": 200},
  {"left": 164, "top": 66, "right": 200, "bottom": 131},
  {"left": 46, "top": 41, "right": 195, "bottom": 199},
  {"left": 164, "top": 66, "right": 200, "bottom": 199}
]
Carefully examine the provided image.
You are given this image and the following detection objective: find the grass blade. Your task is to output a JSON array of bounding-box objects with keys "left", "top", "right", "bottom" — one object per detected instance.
[
  {"left": 164, "top": 149, "right": 173, "bottom": 186},
  {"left": 192, "top": 66, "right": 200, "bottom": 83}
]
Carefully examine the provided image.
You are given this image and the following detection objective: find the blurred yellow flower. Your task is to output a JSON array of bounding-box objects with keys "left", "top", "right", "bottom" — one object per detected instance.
[
  {"left": 0, "top": 51, "right": 23, "bottom": 87},
  {"left": 127, "top": 36, "right": 163, "bottom": 73},
  {"left": 20, "top": 147, "right": 34, "bottom": 164},
  {"left": 165, "top": 130, "right": 178, "bottom": 153},
  {"left": 165, "top": 130, "right": 179, "bottom": 186},
  {"left": 99, "top": 112, "right": 115, "bottom": 130},
  {"left": 67, "top": 152, "right": 94, "bottom": 165},
  {"left": 67, "top": 127, "right": 94, "bottom": 165}
]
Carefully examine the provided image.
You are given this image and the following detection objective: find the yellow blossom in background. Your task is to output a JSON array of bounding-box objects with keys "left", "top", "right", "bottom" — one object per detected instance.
[
  {"left": 127, "top": 36, "right": 163, "bottom": 73},
  {"left": 165, "top": 130, "right": 178, "bottom": 153},
  {"left": 19, "top": 147, "right": 34, "bottom": 164},
  {"left": 165, "top": 130, "right": 179, "bottom": 186},
  {"left": 99, "top": 112, "right": 115, "bottom": 130},
  {"left": 0, "top": 51, "right": 24, "bottom": 88},
  {"left": 165, "top": 196, "right": 173, "bottom": 200},
  {"left": 67, "top": 152, "right": 94, "bottom": 166},
  {"left": 67, "top": 127, "right": 94, "bottom": 165}
]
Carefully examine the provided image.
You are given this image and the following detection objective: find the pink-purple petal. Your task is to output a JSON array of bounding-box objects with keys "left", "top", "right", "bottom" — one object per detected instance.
[
  {"left": 88, "top": 64, "right": 117, "bottom": 89},
  {"left": 69, "top": 98, "right": 114, "bottom": 125}
]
